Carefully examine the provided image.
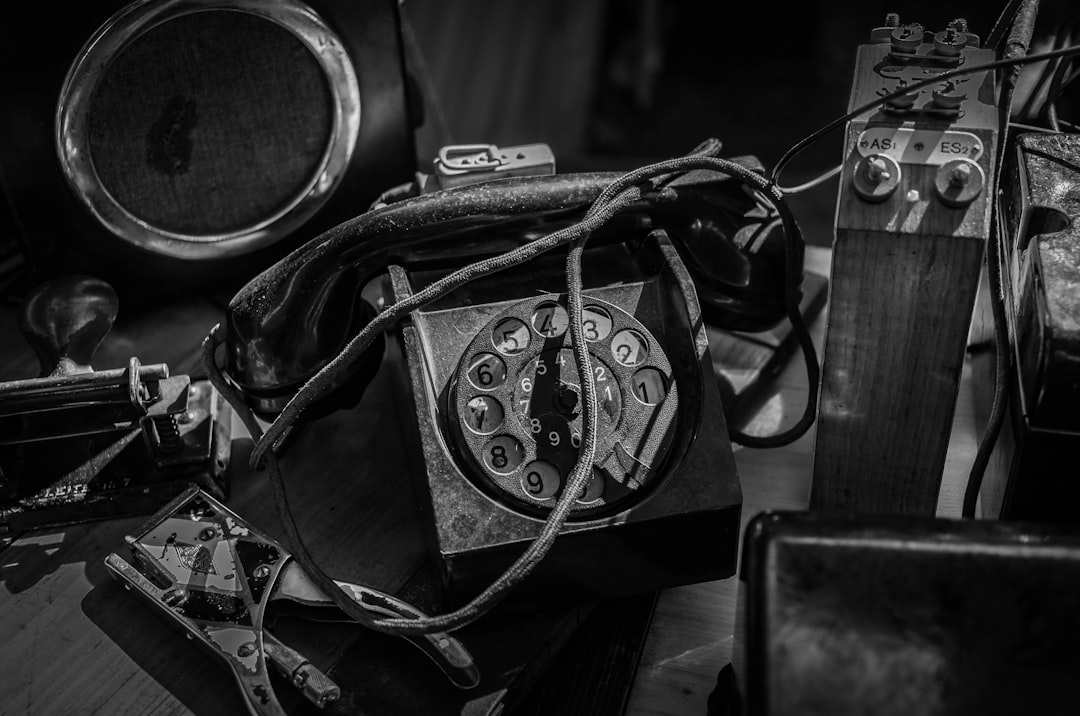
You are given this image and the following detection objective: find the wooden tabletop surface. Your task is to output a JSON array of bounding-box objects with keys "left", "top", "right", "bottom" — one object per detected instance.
[
  {"left": 623, "top": 245, "right": 977, "bottom": 716},
  {"left": 0, "top": 246, "right": 980, "bottom": 715}
]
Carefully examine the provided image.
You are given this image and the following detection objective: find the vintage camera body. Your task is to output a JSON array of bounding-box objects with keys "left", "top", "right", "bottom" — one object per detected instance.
[{"left": 971, "top": 132, "right": 1080, "bottom": 521}]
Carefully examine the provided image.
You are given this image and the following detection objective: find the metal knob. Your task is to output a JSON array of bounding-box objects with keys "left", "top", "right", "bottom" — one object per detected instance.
[
  {"left": 933, "top": 28, "right": 966, "bottom": 57},
  {"left": 890, "top": 23, "right": 925, "bottom": 54},
  {"left": 19, "top": 275, "right": 119, "bottom": 378},
  {"left": 853, "top": 154, "right": 902, "bottom": 203},
  {"left": 934, "top": 159, "right": 985, "bottom": 208}
]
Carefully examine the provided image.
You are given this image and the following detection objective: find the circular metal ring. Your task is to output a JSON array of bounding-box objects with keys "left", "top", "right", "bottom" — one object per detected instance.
[{"left": 55, "top": 0, "right": 361, "bottom": 260}]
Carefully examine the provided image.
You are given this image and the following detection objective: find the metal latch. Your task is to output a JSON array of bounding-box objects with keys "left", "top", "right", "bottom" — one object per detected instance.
[{"left": 433, "top": 143, "right": 556, "bottom": 189}]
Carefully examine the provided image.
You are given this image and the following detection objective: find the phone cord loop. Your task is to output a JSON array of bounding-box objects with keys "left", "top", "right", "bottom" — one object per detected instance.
[{"left": 207, "top": 141, "right": 818, "bottom": 634}]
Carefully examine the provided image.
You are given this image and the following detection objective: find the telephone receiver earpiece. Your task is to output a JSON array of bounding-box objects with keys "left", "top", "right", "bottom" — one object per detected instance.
[{"left": 224, "top": 157, "right": 797, "bottom": 418}]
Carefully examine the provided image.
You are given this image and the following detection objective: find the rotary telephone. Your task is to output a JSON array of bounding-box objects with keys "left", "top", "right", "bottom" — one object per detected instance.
[{"left": 213, "top": 141, "right": 808, "bottom": 620}]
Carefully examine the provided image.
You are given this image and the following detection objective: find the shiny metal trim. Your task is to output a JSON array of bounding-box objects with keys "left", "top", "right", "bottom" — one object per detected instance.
[{"left": 56, "top": 0, "right": 361, "bottom": 260}]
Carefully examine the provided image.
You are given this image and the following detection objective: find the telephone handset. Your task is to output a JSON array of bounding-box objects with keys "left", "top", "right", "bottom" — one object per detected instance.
[
  {"left": 224, "top": 157, "right": 794, "bottom": 419},
  {"left": 217, "top": 144, "right": 801, "bottom": 613}
]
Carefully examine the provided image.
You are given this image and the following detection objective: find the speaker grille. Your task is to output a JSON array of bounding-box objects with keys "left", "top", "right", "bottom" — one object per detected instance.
[{"left": 87, "top": 10, "right": 333, "bottom": 235}]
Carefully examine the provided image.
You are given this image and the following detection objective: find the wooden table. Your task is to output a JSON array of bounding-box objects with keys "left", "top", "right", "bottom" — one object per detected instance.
[
  {"left": 0, "top": 246, "right": 980, "bottom": 715},
  {"left": 623, "top": 246, "right": 977, "bottom": 715}
]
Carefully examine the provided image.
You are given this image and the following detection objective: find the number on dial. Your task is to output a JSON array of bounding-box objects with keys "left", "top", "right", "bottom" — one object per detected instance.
[
  {"left": 468, "top": 353, "right": 506, "bottom": 390},
  {"left": 531, "top": 303, "right": 568, "bottom": 338},
  {"left": 492, "top": 318, "right": 530, "bottom": 355},
  {"left": 464, "top": 395, "right": 504, "bottom": 434}
]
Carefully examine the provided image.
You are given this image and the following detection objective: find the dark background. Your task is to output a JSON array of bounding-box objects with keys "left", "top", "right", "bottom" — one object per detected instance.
[{"left": 403, "top": 0, "right": 1073, "bottom": 246}]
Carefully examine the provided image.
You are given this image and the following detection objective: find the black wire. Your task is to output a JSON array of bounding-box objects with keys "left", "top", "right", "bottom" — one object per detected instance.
[
  {"left": 771, "top": 43, "right": 1080, "bottom": 186},
  {"left": 962, "top": 0, "right": 1036, "bottom": 518},
  {"left": 963, "top": 202, "right": 1011, "bottom": 518},
  {"left": 1042, "top": 41, "right": 1076, "bottom": 131},
  {"left": 1064, "top": 65, "right": 1080, "bottom": 91},
  {"left": 215, "top": 144, "right": 817, "bottom": 635},
  {"left": 1015, "top": 20, "right": 1072, "bottom": 120},
  {"left": 729, "top": 204, "right": 818, "bottom": 448},
  {"left": 988, "top": 0, "right": 1026, "bottom": 51}
]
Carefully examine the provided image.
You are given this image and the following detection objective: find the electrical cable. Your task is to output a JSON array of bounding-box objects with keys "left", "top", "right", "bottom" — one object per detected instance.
[
  {"left": 771, "top": 43, "right": 1080, "bottom": 187},
  {"left": 777, "top": 165, "right": 842, "bottom": 194},
  {"left": 1014, "top": 26, "right": 1066, "bottom": 121},
  {"left": 962, "top": 0, "right": 1038, "bottom": 518},
  {"left": 207, "top": 141, "right": 815, "bottom": 635},
  {"left": 1043, "top": 42, "right": 1076, "bottom": 131},
  {"left": 963, "top": 203, "right": 1011, "bottom": 518},
  {"left": 203, "top": 6, "right": 1078, "bottom": 631},
  {"left": 1008, "top": 120, "right": 1061, "bottom": 133},
  {"left": 988, "top": 0, "right": 1026, "bottom": 51}
]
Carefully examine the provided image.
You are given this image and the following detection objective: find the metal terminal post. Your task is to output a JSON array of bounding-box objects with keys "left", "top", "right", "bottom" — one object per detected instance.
[{"left": 853, "top": 154, "right": 902, "bottom": 202}]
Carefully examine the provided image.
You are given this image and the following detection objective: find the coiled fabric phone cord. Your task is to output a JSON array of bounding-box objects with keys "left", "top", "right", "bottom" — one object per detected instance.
[{"left": 205, "top": 140, "right": 816, "bottom": 636}]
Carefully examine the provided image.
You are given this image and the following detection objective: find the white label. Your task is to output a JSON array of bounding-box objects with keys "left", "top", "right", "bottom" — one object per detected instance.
[{"left": 856, "top": 128, "right": 983, "bottom": 165}]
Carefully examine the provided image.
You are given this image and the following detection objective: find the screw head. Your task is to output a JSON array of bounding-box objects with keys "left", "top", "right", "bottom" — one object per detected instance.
[
  {"left": 253, "top": 565, "right": 271, "bottom": 580},
  {"left": 198, "top": 527, "right": 216, "bottom": 541},
  {"left": 237, "top": 642, "right": 256, "bottom": 658}
]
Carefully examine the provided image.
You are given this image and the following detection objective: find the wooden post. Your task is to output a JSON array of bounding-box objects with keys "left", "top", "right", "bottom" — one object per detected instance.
[{"left": 811, "top": 18, "right": 998, "bottom": 514}]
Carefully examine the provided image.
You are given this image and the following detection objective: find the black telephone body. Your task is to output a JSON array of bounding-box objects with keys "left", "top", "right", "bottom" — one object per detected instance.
[{"left": 225, "top": 157, "right": 793, "bottom": 607}]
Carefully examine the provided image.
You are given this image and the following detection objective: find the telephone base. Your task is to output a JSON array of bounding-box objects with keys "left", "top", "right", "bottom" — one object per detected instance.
[{"left": 390, "top": 229, "right": 741, "bottom": 609}]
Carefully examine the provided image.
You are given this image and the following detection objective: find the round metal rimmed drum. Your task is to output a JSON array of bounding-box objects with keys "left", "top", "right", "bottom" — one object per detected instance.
[{"left": 55, "top": 0, "right": 363, "bottom": 260}]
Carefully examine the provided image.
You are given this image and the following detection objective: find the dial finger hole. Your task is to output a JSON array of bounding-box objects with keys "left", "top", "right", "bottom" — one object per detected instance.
[
  {"left": 611, "top": 329, "right": 649, "bottom": 367},
  {"left": 631, "top": 367, "right": 667, "bottom": 406},
  {"left": 520, "top": 460, "right": 561, "bottom": 500},
  {"left": 531, "top": 302, "right": 568, "bottom": 338},
  {"left": 581, "top": 306, "right": 612, "bottom": 342},
  {"left": 463, "top": 395, "right": 504, "bottom": 435},
  {"left": 467, "top": 352, "right": 507, "bottom": 390},
  {"left": 492, "top": 318, "right": 530, "bottom": 355},
  {"left": 575, "top": 469, "right": 605, "bottom": 504},
  {"left": 482, "top": 435, "right": 525, "bottom": 475}
]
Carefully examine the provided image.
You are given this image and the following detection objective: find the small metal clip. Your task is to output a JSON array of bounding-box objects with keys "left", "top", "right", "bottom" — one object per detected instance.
[
  {"left": 106, "top": 488, "right": 480, "bottom": 716},
  {"left": 433, "top": 142, "right": 556, "bottom": 189}
]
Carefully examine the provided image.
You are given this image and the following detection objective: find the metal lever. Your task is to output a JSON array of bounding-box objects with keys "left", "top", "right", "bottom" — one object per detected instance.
[{"left": 0, "top": 275, "right": 188, "bottom": 447}]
